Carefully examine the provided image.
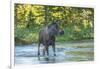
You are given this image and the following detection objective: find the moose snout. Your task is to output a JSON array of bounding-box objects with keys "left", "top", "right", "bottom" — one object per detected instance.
[{"left": 59, "top": 29, "right": 64, "bottom": 35}]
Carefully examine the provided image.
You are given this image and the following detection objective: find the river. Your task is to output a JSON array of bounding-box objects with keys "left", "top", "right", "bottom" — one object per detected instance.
[{"left": 15, "top": 40, "right": 94, "bottom": 64}]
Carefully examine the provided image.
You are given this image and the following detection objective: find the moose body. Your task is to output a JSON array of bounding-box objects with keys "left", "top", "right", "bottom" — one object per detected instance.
[{"left": 38, "top": 20, "right": 64, "bottom": 56}]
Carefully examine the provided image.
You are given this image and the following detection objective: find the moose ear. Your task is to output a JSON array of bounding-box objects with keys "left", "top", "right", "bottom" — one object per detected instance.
[
  {"left": 52, "top": 20, "right": 57, "bottom": 24},
  {"left": 53, "top": 20, "right": 61, "bottom": 25},
  {"left": 56, "top": 20, "right": 61, "bottom": 25}
]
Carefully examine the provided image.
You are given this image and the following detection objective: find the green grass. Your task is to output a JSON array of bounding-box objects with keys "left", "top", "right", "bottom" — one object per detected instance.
[
  {"left": 75, "top": 45, "right": 94, "bottom": 48},
  {"left": 65, "top": 51, "right": 94, "bottom": 57}
]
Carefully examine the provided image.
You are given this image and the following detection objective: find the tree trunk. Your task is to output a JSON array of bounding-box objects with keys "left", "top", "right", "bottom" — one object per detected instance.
[{"left": 44, "top": 6, "right": 48, "bottom": 26}]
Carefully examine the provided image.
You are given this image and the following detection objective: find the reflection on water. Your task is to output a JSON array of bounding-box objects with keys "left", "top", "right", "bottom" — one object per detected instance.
[
  {"left": 15, "top": 41, "right": 94, "bottom": 64},
  {"left": 38, "top": 56, "right": 56, "bottom": 64}
]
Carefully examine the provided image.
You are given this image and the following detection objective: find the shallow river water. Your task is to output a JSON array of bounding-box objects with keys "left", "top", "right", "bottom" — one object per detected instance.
[{"left": 15, "top": 40, "right": 94, "bottom": 64}]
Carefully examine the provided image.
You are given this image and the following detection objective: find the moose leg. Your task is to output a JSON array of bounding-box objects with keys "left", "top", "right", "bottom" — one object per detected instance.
[
  {"left": 43, "top": 46, "right": 45, "bottom": 55},
  {"left": 52, "top": 43, "right": 56, "bottom": 56},
  {"left": 47, "top": 46, "right": 49, "bottom": 56},
  {"left": 46, "top": 46, "right": 49, "bottom": 56},
  {"left": 38, "top": 43, "right": 40, "bottom": 56}
]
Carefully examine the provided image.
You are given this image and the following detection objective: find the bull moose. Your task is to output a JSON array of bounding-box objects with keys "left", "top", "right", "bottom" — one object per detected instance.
[{"left": 38, "top": 20, "right": 64, "bottom": 56}]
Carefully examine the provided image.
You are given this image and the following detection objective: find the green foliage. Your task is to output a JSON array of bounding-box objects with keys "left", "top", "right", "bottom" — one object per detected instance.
[{"left": 14, "top": 3, "right": 94, "bottom": 45}]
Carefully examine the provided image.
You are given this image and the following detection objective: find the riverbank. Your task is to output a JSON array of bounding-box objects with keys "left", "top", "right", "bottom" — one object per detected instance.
[{"left": 15, "top": 38, "right": 94, "bottom": 46}]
